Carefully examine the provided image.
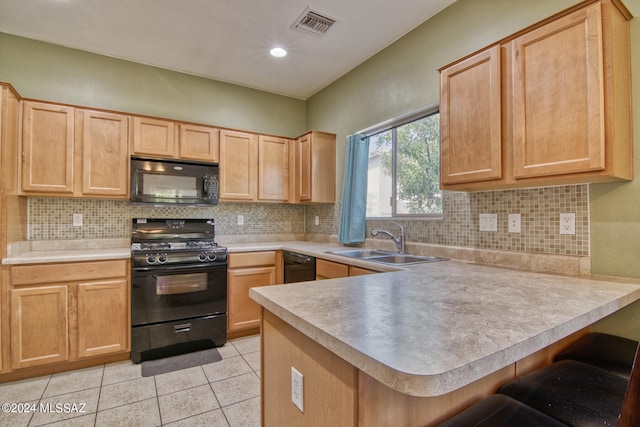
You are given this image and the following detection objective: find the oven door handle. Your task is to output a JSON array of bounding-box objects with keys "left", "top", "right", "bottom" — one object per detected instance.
[{"left": 132, "top": 263, "right": 227, "bottom": 273}]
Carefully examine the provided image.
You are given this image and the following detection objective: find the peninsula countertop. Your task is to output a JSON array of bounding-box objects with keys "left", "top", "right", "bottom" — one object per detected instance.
[{"left": 250, "top": 259, "right": 640, "bottom": 397}]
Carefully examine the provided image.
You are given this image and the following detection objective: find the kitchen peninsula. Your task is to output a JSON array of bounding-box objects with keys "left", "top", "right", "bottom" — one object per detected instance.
[{"left": 250, "top": 259, "right": 640, "bottom": 426}]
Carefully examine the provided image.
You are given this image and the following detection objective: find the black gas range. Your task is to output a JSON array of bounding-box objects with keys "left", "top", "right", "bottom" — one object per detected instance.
[{"left": 130, "top": 218, "right": 228, "bottom": 363}]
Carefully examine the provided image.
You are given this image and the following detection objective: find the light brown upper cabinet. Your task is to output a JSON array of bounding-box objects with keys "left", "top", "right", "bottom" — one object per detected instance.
[
  {"left": 440, "top": 0, "right": 632, "bottom": 191},
  {"left": 258, "top": 135, "right": 290, "bottom": 201},
  {"left": 219, "top": 130, "right": 258, "bottom": 201},
  {"left": 440, "top": 45, "right": 502, "bottom": 185},
  {"left": 21, "top": 101, "right": 129, "bottom": 198},
  {"left": 294, "top": 131, "right": 336, "bottom": 203},
  {"left": 131, "top": 116, "right": 176, "bottom": 158},
  {"left": 131, "top": 117, "right": 220, "bottom": 162},
  {"left": 219, "top": 131, "right": 292, "bottom": 202},
  {"left": 179, "top": 123, "right": 220, "bottom": 162}
]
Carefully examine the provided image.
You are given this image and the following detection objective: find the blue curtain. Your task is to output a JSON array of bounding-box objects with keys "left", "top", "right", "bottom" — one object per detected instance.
[{"left": 338, "top": 134, "right": 370, "bottom": 244}]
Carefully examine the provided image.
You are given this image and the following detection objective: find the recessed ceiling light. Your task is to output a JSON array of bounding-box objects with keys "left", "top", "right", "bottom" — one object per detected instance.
[{"left": 269, "top": 47, "right": 287, "bottom": 58}]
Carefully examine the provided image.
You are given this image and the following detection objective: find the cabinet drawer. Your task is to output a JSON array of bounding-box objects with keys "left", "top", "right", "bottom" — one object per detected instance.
[
  {"left": 11, "top": 260, "right": 128, "bottom": 286},
  {"left": 228, "top": 251, "right": 276, "bottom": 268},
  {"left": 316, "top": 259, "right": 349, "bottom": 279}
]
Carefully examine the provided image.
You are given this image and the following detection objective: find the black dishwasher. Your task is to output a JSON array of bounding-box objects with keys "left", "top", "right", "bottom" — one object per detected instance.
[{"left": 284, "top": 251, "right": 316, "bottom": 283}]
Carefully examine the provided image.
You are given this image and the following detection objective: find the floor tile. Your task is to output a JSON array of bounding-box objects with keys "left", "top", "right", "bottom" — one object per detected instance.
[
  {"left": 210, "top": 372, "right": 260, "bottom": 407},
  {"left": 154, "top": 366, "right": 208, "bottom": 396},
  {"left": 163, "top": 409, "right": 229, "bottom": 427},
  {"left": 43, "top": 413, "right": 96, "bottom": 427},
  {"left": 0, "top": 335, "right": 262, "bottom": 426},
  {"left": 0, "top": 375, "right": 50, "bottom": 402},
  {"left": 222, "top": 396, "right": 260, "bottom": 427},
  {"left": 98, "top": 376, "right": 156, "bottom": 411},
  {"left": 231, "top": 336, "right": 260, "bottom": 355},
  {"left": 242, "top": 351, "right": 261, "bottom": 371},
  {"left": 95, "top": 397, "right": 161, "bottom": 427},
  {"left": 157, "top": 384, "right": 219, "bottom": 424},
  {"left": 42, "top": 366, "right": 104, "bottom": 398},
  {"left": 202, "top": 356, "right": 252, "bottom": 383},
  {"left": 30, "top": 387, "right": 100, "bottom": 426},
  {"left": 102, "top": 360, "right": 142, "bottom": 386},
  {"left": 217, "top": 343, "right": 240, "bottom": 359}
]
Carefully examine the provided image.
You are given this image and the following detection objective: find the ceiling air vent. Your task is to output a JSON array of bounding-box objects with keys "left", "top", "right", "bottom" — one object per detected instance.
[{"left": 290, "top": 8, "right": 336, "bottom": 37}]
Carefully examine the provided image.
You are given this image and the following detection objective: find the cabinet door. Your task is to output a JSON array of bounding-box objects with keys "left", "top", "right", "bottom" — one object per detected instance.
[
  {"left": 228, "top": 266, "right": 276, "bottom": 332},
  {"left": 440, "top": 45, "right": 502, "bottom": 185},
  {"left": 219, "top": 130, "right": 257, "bottom": 201},
  {"left": 296, "top": 133, "right": 312, "bottom": 202},
  {"left": 81, "top": 109, "right": 129, "bottom": 197},
  {"left": 131, "top": 117, "right": 175, "bottom": 158},
  {"left": 179, "top": 123, "right": 219, "bottom": 162},
  {"left": 316, "top": 259, "right": 349, "bottom": 280},
  {"left": 77, "top": 279, "right": 129, "bottom": 358},
  {"left": 258, "top": 135, "right": 289, "bottom": 201},
  {"left": 21, "top": 102, "right": 75, "bottom": 194},
  {"left": 11, "top": 285, "right": 68, "bottom": 369},
  {"left": 512, "top": 3, "right": 604, "bottom": 179}
]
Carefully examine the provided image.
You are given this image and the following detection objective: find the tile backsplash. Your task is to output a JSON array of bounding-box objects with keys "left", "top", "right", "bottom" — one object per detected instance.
[
  {"left": 28, "top": 184, "right": 589, "bottom": 256},
  {"left": 28, "top": 199, "right": 306, "bottom": 240}
]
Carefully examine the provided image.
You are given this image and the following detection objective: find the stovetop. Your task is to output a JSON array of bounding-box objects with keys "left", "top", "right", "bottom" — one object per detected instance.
[{"left": 131, "top": 218, "right": 227, "bottom": 266}]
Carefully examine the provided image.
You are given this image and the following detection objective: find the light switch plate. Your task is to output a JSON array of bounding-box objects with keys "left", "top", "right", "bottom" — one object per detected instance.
[{"left": 479, "top": 214, "right": 498, "bottom": 232}]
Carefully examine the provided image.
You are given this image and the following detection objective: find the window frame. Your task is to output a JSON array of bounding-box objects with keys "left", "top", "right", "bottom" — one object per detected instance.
[{"left": 361, "top": 103, "right": 442, "bottom": 219}]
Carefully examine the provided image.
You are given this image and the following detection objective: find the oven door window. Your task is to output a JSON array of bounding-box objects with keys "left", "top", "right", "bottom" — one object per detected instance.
[{"left": 157, "top": 272, "right": 207, "bottom": 295}]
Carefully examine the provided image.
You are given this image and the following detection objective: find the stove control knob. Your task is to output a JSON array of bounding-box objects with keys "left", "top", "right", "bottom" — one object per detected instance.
[
  {"left": 146, "top": 254, "right": 156, "bottom": 264},
  {"left": 158, "top": 254, "right": 167, "bottom": 264},
  {"left": 198, "top": 252, "right": 208, "bottom": 262},
  {"left": 207, "top": 252, "right": 217, "bottom": 261}
]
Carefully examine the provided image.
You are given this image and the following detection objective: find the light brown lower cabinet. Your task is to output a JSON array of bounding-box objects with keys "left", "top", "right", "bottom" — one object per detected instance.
[
  {"left": 11, "top": 285, "right": 69, "bottom": 369},
  {"left": 9, "top": 260, "right": 130, "bottom": 371},
  {"left": 227, "top": 251, "right": 278, "bottom": 334},
  {"left": 317, "top": 259, "right": 379, "bottom": 279},
  {"left": 316, "top": 259, "right": 349, "bottom": 280}
]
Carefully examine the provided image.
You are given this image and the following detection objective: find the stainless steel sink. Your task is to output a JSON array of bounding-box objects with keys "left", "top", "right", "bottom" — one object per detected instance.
[
  {"left": 327, "top": 249, "right": 394, "bottom": 258},
  {"left": 327, "top": 249, "right": 447, "bottom": 265}
]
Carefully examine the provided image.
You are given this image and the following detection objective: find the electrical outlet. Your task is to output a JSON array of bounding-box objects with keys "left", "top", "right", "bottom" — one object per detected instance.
[
  {"left": 237, "top": 215, "right": 244, "bottom": 225},
  {"left": 72, "top": 213, "right": 83, "bottom": 227},
  {"left": 508, "top": 214, "right": 521, "bottom": 233},
  {"left": 479, "top": 214, "right": 498, "bottom": 232},
  {"left": 315, "top": 215, "right": 319, "bottom": 226},
  {"left": 291, "top": 366, "right": 304, "bottom": 412},
  {"left": 560, "top": 213, "right": 576, "bottom": 235}
]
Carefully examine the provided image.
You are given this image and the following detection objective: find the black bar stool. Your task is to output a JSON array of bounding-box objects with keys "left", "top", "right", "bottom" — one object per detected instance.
[
  {"left": 437, "top": 394, "right": 569, "bottom": 427},
  {"left": 554, "top": 333, "right": 638, "bottom": 379}
]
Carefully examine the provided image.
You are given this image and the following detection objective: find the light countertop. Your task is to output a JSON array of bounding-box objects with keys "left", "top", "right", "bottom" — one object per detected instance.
[{"left": 249, "top": 258, "right": 640, "bottom": 397}]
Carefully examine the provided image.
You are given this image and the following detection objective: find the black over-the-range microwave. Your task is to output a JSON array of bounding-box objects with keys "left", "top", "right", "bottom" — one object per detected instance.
[{"left": 130, "top": 158, "right": 219, "bottom": 206}]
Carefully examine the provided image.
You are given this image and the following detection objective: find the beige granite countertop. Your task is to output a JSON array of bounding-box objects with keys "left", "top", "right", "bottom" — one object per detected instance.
[{"left": 250, "top": 260, "right": 640, "bottom": 397}]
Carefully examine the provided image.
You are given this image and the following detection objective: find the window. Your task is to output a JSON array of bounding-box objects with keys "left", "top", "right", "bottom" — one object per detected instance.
[{"left": 366, "top": 109, "right": 442, "bottom": 218}]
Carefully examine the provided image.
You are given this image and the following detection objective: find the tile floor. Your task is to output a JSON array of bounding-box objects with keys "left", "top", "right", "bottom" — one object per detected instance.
[{"left": 0, "top": 335, "right": 261, "bottom": 427}]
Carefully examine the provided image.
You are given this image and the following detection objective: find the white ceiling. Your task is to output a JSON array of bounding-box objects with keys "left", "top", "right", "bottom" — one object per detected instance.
[{"left": 0, "top": 0, "right": 456, "bottom": 99}]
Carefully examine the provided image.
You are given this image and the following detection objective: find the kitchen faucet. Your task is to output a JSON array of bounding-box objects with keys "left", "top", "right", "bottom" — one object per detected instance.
[{"left": 371, "top": 221, "right": 405, "bottom": 254}]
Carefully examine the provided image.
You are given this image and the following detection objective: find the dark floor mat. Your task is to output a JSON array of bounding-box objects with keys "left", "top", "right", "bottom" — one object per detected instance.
[{"left": 141, "top": 348, "right": 222, "bottom": 377}]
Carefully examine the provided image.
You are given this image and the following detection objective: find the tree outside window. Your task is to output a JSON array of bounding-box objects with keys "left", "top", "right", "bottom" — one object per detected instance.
[{"left": 366, "top": 112, "right": 442, "bottom": 218}]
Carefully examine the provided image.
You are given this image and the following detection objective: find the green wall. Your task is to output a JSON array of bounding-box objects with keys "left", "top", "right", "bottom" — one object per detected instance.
[{"left": 0, "top": 33, "right": 307, "bottom": 138}]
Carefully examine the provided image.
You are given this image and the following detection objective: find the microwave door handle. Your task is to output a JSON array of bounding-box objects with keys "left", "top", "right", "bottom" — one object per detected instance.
[{"left": 203, "top": 175, "right": 210, "bottom": 197}]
